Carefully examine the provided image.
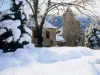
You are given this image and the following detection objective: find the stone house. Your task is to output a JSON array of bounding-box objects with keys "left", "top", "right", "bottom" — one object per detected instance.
[
  {"left": 43, "top": 21, "right": 57, "bottom": 47},
  {"left": 27, "top": 16, "right": 57, "bottom": 47},
  {"left": 62, "top": 7, "right": 84, "bottom": 46}
]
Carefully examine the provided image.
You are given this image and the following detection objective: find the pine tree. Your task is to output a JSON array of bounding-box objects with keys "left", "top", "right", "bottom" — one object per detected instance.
[
  {"left": 0, "top": 0, "right": 32, "bottom": 52},
  {"left": 85, "top": 25, "right": 100, "bottom": 49}
]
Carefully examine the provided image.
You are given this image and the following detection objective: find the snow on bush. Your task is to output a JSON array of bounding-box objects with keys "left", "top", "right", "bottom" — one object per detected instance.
[
  {"left": 0, "top": 29, "right": 6, "bottom": 35},
  {"left": 19, "top": 33, "right": 31, "bottom": 44},
  {"left": 85, "top": 25, "right": 100, "bottom": 49},
  {"left": 0, "top": 20, "right": 32, "bottom": 52}
]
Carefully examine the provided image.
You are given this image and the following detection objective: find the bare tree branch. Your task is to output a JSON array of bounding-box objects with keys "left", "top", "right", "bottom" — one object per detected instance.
[{"left": 25, "top": 0, "right": 34, "bottom": 14}]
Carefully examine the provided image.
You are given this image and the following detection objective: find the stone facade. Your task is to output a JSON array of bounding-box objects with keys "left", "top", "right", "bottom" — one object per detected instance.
[
  {"left": 43, "top": 28, "right": 56, "bottom": 47},
  {"left": 62, "top": 7, "right": 84, "bottom": 46}
]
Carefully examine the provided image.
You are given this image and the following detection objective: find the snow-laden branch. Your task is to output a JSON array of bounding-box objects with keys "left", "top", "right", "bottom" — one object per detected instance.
[{"left": 25, "top": 0, "right": 99, "bottom": 29}]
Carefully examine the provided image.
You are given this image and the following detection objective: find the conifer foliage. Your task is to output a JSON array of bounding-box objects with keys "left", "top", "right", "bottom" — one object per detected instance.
[
  {"left": 85, "top": 26, "right": 100, "bottom": 49},
  {"left": 0, "top": 0, "right": 32, "bottom": 52}
]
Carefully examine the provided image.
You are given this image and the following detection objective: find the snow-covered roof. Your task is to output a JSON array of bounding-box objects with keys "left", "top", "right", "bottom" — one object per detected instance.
[
  {"left": 44, "top": 20, "right": 56, "bottom": 29},
  {"left": 56, "top": 34, "right": 66, "bottom": 42},
  {"left": 27, "top": 20, "right": 56, "bottom": 29}
]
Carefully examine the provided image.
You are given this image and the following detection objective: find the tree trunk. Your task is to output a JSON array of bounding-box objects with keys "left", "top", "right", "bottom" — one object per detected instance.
[{"left": 36, "top": 28, "right": 43, "bottom": 47}]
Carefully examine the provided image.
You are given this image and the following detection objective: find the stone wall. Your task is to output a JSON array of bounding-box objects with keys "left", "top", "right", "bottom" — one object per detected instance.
[{"left": 43, "top": 28, "right": 56, "bottom": 47}]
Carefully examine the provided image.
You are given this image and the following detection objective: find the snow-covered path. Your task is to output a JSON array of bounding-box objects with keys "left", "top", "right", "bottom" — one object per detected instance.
[{"left": 0, "top": 46, "right": 100, "bottom": 75}]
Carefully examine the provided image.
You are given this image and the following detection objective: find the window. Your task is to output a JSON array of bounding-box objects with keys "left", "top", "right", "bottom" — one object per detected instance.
[{"left": 46, "top": 31, "right": 50, "bottom": 39}]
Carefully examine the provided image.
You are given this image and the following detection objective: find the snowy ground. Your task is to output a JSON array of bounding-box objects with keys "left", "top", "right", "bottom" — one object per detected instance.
[{"left": 0, "top": 44, "right": 100, "bottom": 75}]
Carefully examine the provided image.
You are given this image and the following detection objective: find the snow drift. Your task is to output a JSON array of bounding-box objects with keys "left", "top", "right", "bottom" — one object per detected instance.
[{"left": 0, "top": 44, "right": 100, "bottom": 75}]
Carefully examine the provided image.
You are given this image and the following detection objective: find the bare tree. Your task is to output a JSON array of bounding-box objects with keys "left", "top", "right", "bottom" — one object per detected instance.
[{"left": 25, "top": 0, "right": 99, "bottom": 47}]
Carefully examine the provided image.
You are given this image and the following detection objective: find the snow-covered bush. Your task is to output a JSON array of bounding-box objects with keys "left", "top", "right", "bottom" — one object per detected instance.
[
  {"left": 85, "top": 25, "right": 100, "bottom": 49},
  {"left": 0, "top": 0, "right": 32, "bottom": 52}
]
